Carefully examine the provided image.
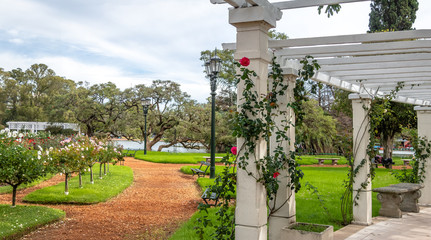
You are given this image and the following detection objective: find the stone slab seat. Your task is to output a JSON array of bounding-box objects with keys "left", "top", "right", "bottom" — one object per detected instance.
[{"left": 373, "top": 183, "right": 423, "bottom": 218}]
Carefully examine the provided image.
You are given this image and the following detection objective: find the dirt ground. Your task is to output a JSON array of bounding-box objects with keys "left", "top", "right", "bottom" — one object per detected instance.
[{"left": 0, "top": 158, "right": 201, "bottom": 240}]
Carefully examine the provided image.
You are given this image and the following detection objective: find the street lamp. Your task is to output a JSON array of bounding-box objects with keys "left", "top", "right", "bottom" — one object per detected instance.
[
  {"left": 205, "top": 49, "right": 222, "bottom": 179},
  {"left": 141, "top": 98, "right": 151, "bottom": 155}
]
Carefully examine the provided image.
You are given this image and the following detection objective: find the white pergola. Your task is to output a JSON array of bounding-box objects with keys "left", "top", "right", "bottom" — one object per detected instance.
[{"left": 212, "top": 0, "right": 431, "bottom": 240}]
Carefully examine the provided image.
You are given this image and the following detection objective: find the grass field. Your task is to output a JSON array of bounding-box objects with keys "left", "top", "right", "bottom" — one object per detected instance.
[
  {"left": 134, "top": 151, "right": 226, "bottom": 164},
  {"left": 0, "top": 205, "right": 65, "bottom": 239},
  {"left": 23, "top": 164, "right": 133, "bottom": 204},
  {"left": 134, "top": 151, "right": 409, "bottom": 166},
  {"left": 170, "top": 166, "right": 400, "bottom": 239}
]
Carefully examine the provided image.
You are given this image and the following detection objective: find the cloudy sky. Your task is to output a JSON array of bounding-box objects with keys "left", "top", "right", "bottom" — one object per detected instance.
[{"left": 0, "top": 0, "right": 430, "bottom": 102}]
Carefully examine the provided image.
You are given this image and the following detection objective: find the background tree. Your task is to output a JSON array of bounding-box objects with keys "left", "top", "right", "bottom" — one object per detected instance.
[
  {"left": 368, "top": 0, "right": 419, "bottom": 158},
  {"left": 296, "top": 99, "right": 338, "bottom": 154},
  {"left": 369, "top": 0, "right": 419, "bottom": 32}
]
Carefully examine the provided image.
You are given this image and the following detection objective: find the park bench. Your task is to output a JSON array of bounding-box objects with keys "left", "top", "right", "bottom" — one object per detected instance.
[
  {"left": 203, "top": 156, "right": 223, "bottom": 163},
  {"left": 402, "top": 159, "right": 411, "bottom": 166},
  {"left": 191, "top": 161, "right": 211, "bottom": 178},
  {"left": 316, "top": 158, "right": 339, "bottom": 165},
  {"left": 201, "top": 188, "right": 219, "bottom": 206},
  {"left": 373, "top": 183, "right": 423, "bottom": 218},
  {"left": 124, "top": 149, "right": 138, "bottom": 158}
]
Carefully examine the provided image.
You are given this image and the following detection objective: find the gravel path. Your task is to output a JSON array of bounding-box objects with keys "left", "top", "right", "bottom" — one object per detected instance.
[{"left": 0, "top": 158, "right": 201, "bottom": 240}]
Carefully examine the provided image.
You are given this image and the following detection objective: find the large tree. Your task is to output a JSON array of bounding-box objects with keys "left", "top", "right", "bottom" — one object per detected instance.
[
  {"left": 368, "top": 0, "right": 419, "bottom": 158},
  {"left": 369, "top": 0, "right": 419, "bottom": 32}
]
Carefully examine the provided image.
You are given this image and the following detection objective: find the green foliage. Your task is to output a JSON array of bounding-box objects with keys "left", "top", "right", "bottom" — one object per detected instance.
[
  {"left": 369, "top": 0, "right": 419, "bottom": 32},
  {"left": 23, "top": 164, "right": 133, "bottom": 204},
  {"left": 296, "top": 99, "right": 338, "bottom": 153},
  {"left": 393, "top": 133, "right": 431, "bottom": 183},
  {"left": 0, "top": 205, "right": 65, "bottom": 239},
  {"left": 318, "top": 4, "right": 342, "bottom": 18}
]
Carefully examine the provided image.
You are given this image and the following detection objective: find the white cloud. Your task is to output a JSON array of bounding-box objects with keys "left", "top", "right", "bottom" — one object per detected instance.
[{"left": 0, "top": 0, "right": 429, "bottom": 104}]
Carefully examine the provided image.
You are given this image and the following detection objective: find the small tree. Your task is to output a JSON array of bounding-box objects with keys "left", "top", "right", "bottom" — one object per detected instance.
[{"left": 0, "top": 129, "right": 51, "bottom": 206}]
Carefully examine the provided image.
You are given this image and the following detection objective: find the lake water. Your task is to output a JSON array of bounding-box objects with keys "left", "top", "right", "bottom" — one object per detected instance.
[{"left": 113, "top": 140, "right": 207, "bottom": 153}]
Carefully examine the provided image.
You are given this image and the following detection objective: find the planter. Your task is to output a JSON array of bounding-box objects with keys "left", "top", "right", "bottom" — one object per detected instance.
[{"left": 282, "top": 222, "right": 333, "bottom": 240}]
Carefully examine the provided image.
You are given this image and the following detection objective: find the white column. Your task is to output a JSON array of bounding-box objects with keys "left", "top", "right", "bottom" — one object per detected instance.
[
  {"left": 415, "top": 106, "right": 431, "bottom": 206},
  {"left": 268, "top": 73, "right": 297, "bottom": 240},
  {"left": 230, "top": 6, "right": 278, "bottom": 240},
  {"left": 349, "top": 93, "right": 372, "bottom": 225}
]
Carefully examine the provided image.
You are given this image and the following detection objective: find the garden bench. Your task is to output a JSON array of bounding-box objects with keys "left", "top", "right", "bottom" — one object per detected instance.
[
  {"left": 316, "top": 158, "right": 339, "bottom": 165},
  {"left": 203, "top": 156, "right": 223, "bottom": 163},
  {"left": 373, "top": 183, "right": 423, "bottom": 218},
  {"left": 201, "top": 188, "right": 219, "bottom": 206},
  {"left": 191, "top": 161, "right": 211, "bottom": 178},
  {"left": 402, "top": 159, "right": 411, "bottom": 166},
  {"left": 125, "top": 149, "right": 138, "bottom": 158}
]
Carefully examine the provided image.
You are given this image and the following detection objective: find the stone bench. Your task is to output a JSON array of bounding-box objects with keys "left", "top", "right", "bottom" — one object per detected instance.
[
  {"left": 373, "top": 183, "right": 423, "bottom": 218},
  {"left": 316, "top": 158, "right": 339, "bottom": 165}
]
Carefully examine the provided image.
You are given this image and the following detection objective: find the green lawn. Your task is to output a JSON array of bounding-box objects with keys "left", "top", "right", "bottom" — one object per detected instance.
[
  {"left": 134, "top": 151, "right": 409, "bottom": 166},
  {"left": 170, "top": 166, "right": 399, "bottom": 239},
  {"left": 134, "top": 151, "right": 226, "bottom": 164},
  {"left": 23, "top": 164, "right": 133, "bottom": 204},
  {"left": 0, "top": 205, "right": 65, "bottom": 239}
]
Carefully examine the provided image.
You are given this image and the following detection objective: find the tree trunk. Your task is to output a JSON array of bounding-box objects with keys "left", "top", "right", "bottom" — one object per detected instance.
[
  {"left": 90, "top": 166, "right": 94, "bottom": 184},
  {"left": 79, "top": 172, "right": 83, "bottom": 188},
  {"left": 107, "top": 162, "right": 110, "bottom": 173},
  {"left": 382, "top": 134, "right": 394, "bottom": 159},
  {"left": 99, "top": 164, "right": 103, "bottom": 179},
  {"left": 12, "top": 185, "right": 18, "bottom": 207},
  {"left": 104, "top": 163, "right": 107, "bottom": 175},
  {"left": 65, "top": 173, "right": 69, "bottom": 195}
]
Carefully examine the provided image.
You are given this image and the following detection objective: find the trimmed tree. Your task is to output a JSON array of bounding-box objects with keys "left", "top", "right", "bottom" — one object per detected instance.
[{"left": 0, "top": 130, "right": 51, "bottom": 206}]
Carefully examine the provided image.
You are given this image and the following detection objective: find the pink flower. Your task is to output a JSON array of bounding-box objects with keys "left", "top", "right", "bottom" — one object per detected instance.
[
  {"left": 273, "top": 172, "right": 280, "bottom": 178},
  {"left": 239, "top": 57, "right": 250, "bottom": 67},
  {"left": 231, "top": 146, "right": 237, "bottom": 155}
]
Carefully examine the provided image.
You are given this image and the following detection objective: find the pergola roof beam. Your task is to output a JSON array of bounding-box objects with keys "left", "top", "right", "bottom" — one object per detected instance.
[
  {"left": 275, "top": 40, "right": 431, "bottom": 57},
  {"left": 326, "top": 66, "right": 431, "bottom": 77},
  {"left": 272, "top": 0, "right": 370, "bottom": 10},
  {"left": 319, "top": 60, "right": 431, "bottom": 72},
  {"left": 317, "top": 53, "right": 431, "bottom": 65},
  {"left": 269, "top": 30, "right": 431, "bottom": 48}
]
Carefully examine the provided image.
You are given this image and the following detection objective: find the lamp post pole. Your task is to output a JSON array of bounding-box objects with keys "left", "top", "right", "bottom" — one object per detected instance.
[
  {"left": 205, "top": 49, "right": 222, "bottom": 179},
  {"left": 142, "top": 99, "right": 151, "bottom": 155},
  {"left": 209, "top": 73, "right": 217, "bottom": 179}
]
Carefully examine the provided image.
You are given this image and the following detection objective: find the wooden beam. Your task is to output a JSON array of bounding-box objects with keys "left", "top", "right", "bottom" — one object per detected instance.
[
  {"left": 319, "top": 60, "right": 431, "bottom": 72},
  {"left": 272, "top": 0, "right": 370, "bottom": 10},
  {"left": 269, "top": 30, "right": 431, "bottom": 48},
  {"left": 275, "top": 40, "right": 431, "bottom": 58}
]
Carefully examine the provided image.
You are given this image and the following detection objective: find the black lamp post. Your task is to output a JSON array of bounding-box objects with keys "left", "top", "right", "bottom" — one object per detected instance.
[
  {"left": 141, "top": 98, "right": 151, "bottom": 155},
  {"left": 205, "top": 49, "right": 222, "bottom": 179}
]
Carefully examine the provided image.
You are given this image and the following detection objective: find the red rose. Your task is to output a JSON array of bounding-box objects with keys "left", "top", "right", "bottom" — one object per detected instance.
[
  {"left": 273, "top": 172, "right": 280, "bottom": 178},
  {"left": 239, "top": 57, "right": 250, "bottom": 67},
  {"left": 231, "top": 146, "right": 237, "bottom": 155}
]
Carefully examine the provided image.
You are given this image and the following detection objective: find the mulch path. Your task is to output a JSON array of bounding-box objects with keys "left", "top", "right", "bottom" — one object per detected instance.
[{"left": 0, "top": 158, "right": 202, "bottom": 240}]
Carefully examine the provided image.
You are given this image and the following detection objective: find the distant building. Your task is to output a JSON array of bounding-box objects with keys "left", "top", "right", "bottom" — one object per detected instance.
[{"left": 6, "top": 121, "right": 80, "bottom": 134}]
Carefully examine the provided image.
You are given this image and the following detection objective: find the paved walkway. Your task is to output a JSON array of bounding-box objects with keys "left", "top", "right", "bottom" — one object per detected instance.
[{"left": 334, "top": 207, "right": 431, "bottom": 240}]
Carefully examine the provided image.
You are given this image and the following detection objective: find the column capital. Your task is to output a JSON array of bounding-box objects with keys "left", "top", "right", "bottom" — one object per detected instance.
[
  {"left": 348, "top": 93, "right": 372, "bottom": 101},
  {"left": 229, "top": 6, "right": 279, "bottom": 28},
  {"left": 414, "top": 106, "right": 431, "bottom": 112}
]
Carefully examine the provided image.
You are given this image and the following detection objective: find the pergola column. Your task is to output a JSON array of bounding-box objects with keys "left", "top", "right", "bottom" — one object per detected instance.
[
  {"left": 349, "top": 93, "right": 372, "bottom": 225},
  {"left": 229, "top": 6, "right": 277, "bottom": 240},
  {"left": 415, "top": 106, "right": 431, "bottom": 206},
  {"left": 268, "top": 72, "right": 297, "bottom": 240}
]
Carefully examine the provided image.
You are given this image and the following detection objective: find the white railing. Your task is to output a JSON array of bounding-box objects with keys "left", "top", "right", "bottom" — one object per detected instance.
[{"left": 6, "top": 121, "right": 80, "bottom": 133}]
